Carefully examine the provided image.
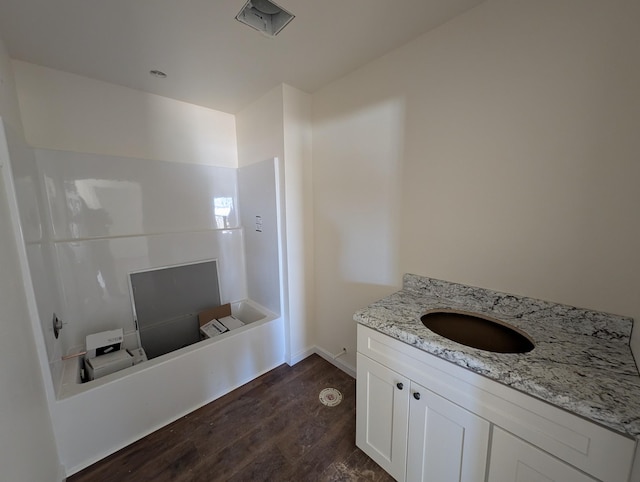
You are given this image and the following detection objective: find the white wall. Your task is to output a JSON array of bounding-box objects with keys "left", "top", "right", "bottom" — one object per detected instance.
[
  {"left": 0, "top": 46, "right": 23, "bottom": 134},
  {"left": 236, "top": 85, "right": 315, "bottom": 365},
  {"left": 13, "top": 61, "right": 238, "bottom": 167},
  {"left": 282, "top": 86, "right": 315, "bottom": 363},
  {"left": 236, "top": 85, "right": 284, "bottom": 168},
  {"left": 312, "top": 0, "right": 640, "bottom": 366},
  {"left": 0, "top": 35, "right": 61, "bottom": 480}
]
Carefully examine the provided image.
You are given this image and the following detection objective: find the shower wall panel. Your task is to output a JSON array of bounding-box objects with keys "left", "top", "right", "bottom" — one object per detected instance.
[
  {"left": 6, "top": 129, "right": 64, "bottom": 388},
  {"left": 238, "top": 158, "right": 281, "bottom": 315},
  {"left": 33, "top": 148, "right": 247, "bottom": 354}
]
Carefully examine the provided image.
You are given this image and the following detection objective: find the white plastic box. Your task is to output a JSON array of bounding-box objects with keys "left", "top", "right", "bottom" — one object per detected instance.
[{"left": 85, "top": 350, "right": 133, "bottom": 380}]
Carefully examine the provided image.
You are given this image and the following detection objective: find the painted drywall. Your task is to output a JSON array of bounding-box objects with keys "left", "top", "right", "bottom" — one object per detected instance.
[
  {"left": 12, "top": 61, "right": 238, "bottom": 167},
  {"left": 0, "top": 42, "right": 22, "bottom": 134},
  {"left": 312, "top": 0, "right": 640, "bottom": 365},
  {"left": 282, "top": 85, "right": 315, "bottom": 363},
  {"left": 0, "top": 36, "right": 61, "bottom": 480},
  {"left": 236, "top": 85, "right": 316, "bottom": 365},
  {"left": 236, "top": 85, "right": 285, "bottom": 168}
]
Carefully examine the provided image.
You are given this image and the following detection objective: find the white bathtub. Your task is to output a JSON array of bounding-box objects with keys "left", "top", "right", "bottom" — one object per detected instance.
[
  {"left": 54, "top": 299, "right": 284, "bottom": 475},
  {"left": 59, "top": 299, "right": 275, "bottom": 393}
]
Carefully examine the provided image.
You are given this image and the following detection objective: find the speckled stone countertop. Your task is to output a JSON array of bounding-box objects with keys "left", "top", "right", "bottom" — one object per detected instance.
[{"left": 354, "top": 274, "right": 640, "bottom": 439}]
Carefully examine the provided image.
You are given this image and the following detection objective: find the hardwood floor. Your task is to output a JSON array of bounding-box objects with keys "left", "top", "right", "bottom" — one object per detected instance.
[{"left": 68, "top": 354, "right": 393, "bottom": 481}]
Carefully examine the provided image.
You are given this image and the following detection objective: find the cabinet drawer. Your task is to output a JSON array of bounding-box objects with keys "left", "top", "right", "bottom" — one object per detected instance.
[
  {"left": 358, "top": 325, "right": 636, "bottom": 482},
  {"left": 488, "top": 427, "right": 597, "bottom": 482}
]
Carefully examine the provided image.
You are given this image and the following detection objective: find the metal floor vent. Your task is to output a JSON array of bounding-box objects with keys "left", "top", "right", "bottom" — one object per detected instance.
[{"left": 235, "top": 0, "right": 294, "bottom": 37}]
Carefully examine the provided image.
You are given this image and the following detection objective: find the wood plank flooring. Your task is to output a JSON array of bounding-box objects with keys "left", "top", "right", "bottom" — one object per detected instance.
[{"left": 68, "top": 354, "right": 393, "bottom": 481}]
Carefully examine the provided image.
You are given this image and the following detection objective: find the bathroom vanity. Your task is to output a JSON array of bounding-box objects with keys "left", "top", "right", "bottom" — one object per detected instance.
[{"left": 354, "top": 275, "right": 640, "bottom": 482}]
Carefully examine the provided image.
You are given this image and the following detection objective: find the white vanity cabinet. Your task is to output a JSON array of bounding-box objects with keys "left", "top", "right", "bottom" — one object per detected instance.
[
  {"left": 356, "top": 354, "right": 489, "bottom": 481},
  {"left": 356, "top": 324, "right": 638, "bottom": 482}
]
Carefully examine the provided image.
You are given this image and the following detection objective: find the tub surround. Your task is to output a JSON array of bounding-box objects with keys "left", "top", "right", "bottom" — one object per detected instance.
[
  {"left": 354, "top": 274, "right": 640, "bottom": 439},
  {"left": 6, "top": 145, "right": 287, "bottom": 474}
]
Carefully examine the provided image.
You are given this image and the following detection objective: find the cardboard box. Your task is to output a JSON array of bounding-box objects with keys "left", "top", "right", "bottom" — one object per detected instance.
[{"left": 198, "top": 303, "right": 232, "bottom": 327}]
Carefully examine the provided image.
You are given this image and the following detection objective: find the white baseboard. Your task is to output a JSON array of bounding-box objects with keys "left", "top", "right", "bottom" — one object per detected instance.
[
  {"left": 289, "top": 345, "right": 356, "bottom": 378},
  {"left": 314, "top": 346, "right": 356, "bottom": 378},
  {"left": 289, "top": 346, "right": 315, "bottom": 366}
]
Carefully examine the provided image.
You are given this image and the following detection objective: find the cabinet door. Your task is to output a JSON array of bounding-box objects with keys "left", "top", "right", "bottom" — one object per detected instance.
[
  {"left": 407, "top": 381, "right": 490, "bottom": 482},
  {"left": 357, "top": 353, "right": 410, "bottom": 481},
  {"left": 488, "top": 427, "right": 598, "bottom": 482}
]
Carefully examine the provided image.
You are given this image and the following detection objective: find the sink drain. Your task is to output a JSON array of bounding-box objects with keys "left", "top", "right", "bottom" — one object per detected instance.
[{"left": 319, "top": 388, "right": 343, "bottom": 407}]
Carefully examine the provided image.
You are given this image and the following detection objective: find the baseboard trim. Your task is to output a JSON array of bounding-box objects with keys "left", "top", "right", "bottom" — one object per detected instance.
[
  {"left": 289, "top": 346, "right": 315, "bottom": 366},
  {"left": 314, "top": 346, "right": 356, "bottom": 378},
  {"left": 289, "top": 345, "right": 356, "bottom": 378}
]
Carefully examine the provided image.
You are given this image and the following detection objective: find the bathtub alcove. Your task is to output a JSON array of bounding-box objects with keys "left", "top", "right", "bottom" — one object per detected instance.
[{"left": 3, "top": 115, "right": 287, "bottom": 478}]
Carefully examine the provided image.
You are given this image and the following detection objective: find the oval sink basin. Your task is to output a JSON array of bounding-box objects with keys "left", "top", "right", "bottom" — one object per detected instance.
[{"left": 420, "top": 309, "right": 534, "bottom": 354}]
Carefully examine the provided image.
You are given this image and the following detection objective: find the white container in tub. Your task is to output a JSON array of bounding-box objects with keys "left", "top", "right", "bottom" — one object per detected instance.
[
  {"left": 202, "top": 300, "right": 274, "bottom": 338},
  {"left": 231, "top": 299, "right": 270, "bottom": 324}
]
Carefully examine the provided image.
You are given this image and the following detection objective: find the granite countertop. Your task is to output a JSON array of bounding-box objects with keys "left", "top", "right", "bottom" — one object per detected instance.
[{"left": 354, "top": 274, "right": 640, "bottom": 439}]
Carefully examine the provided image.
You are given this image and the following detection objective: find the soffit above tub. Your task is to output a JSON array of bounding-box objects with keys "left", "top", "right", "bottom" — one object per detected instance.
[{"left": 0, "top": 0, "right": 485, "bottom": 114}]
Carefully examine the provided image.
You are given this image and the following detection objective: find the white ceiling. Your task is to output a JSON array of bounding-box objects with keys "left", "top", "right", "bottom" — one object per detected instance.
[{"left": 0, "top": 0, "right": 484, "bottom": 114}]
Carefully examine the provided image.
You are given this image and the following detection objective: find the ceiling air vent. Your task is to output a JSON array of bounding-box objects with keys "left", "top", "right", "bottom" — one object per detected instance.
[{"left": 235, "top": 0, "right": 294, "bottom": 37}]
